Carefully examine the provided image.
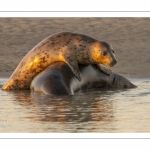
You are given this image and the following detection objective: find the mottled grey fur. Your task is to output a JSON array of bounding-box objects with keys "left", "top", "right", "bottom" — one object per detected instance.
[
  {"left": 31, "top": 62, "right": 136, "bottom": 96},
  {"left": 2, "top": 32, "right": 117, "bottom": 90}
]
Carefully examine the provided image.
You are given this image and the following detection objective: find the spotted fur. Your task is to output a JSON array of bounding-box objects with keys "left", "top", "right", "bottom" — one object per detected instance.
[{"left": 2, "top": 32, "right": 117, "bottom": 90}]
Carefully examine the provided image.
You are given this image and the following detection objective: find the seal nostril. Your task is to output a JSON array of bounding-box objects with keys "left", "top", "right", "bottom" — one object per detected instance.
[
  {"left": 112, "top": 59, "right": 117, "bottom": 66},
  {"left": 111, "top": 61, "right": 116, "bottom": 66},
  {"left": 124, "top": 85, "right": 128, "bottom": 88}
]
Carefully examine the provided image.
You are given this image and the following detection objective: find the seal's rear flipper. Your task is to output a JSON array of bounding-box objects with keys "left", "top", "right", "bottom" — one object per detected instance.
[{"left": 96, "top": 64, "right": 112, "bottom": 76}]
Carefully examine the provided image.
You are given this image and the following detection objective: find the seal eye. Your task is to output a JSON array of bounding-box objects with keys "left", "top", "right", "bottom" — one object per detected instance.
[
  {"left": 103, "top": 51, "right": 107, "bottom": 56},
  {"left": 112, "top": 50, "right": 115, "bottom": 53}
]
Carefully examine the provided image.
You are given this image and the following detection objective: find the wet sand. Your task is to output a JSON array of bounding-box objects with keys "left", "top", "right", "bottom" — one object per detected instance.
[{"left": 0, "top": 18, "right": 150, "bottom": 78}]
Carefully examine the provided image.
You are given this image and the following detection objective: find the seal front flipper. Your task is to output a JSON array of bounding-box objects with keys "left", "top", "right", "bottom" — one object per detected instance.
[
  {"left": 66, "top": 59, "right": 82, "bottom": 81},
  {"left": 96, "top": 64, "right": 112, "bottom": 76}
]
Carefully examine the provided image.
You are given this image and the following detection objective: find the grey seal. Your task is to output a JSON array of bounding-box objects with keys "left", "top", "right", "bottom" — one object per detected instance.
[
  {"left": 31, "top": 62, "right": 136, "bottom": 96},
  {"left": 2, "top": 32, "right": 117, "bottom": 90}
]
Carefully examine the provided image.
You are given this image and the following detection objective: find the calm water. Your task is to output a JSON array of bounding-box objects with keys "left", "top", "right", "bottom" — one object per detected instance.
[{"left": 0, "top": 78, "right": 150, "bottom": 133}]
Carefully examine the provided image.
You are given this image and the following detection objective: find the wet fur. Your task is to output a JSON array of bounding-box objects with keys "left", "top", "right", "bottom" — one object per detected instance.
[
  {"left": 2, "top": 32, "right": 117, "bottom": 90},
  {"left": 31, "top": 62, "right": 136, "bottom": 96}
]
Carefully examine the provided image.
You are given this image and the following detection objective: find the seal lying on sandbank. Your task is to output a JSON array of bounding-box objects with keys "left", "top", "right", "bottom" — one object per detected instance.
[
  {"left": 2, "top": 32, "right": 117, "bottom": 90},
  {"left": 31, "top": 62, "right": 136, "bottom": 96}
]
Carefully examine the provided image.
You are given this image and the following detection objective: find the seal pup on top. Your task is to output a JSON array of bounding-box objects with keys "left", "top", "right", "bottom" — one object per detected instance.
[{"left": 2, "top": 32, "right": 117, "bottom": 90}]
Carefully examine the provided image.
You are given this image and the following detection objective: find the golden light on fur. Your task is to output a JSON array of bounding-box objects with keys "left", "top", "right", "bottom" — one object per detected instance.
[{"left": 2, "top": 32, "right": 117, "bottom": 90}]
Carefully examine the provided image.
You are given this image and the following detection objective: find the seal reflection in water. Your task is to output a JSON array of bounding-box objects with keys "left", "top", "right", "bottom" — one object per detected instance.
[
  {"left": 2, "top": 32, "right": 117, "bottom": 90},
  {"left": 31, "top": 62, "right": 137, "bottom": 96}
]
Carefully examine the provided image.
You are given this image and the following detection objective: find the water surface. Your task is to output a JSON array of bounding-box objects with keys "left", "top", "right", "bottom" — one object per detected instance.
[{"left": 0, "top": 78, "right": 150, "bottom": 132}]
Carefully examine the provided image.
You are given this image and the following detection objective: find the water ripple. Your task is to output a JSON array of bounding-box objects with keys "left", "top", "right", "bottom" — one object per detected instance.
[{"left": 0, "top": 78, "right": 150, "bottom": 132}]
